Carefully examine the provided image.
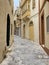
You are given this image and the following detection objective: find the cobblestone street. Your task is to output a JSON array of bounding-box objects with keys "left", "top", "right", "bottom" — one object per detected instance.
[{"left": 0, "top": 36, "right": 49, "bottom": 65}]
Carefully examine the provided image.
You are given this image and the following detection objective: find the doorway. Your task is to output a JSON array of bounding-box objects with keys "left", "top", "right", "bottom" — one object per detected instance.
[
  {"left": 23, "top": 25, "right": 25, "bottom": 38},
  {"left": 29, "top": 21, "right": 34, "bottom": 40},
  {"left": 6, "top": 14, "right": 10, "bottom": 46},
  {"left": 14, "top": 21, "right": 16, "bottom": 35},
  {"left": 41, "top": 12, "right": 45, "bottom": 45},
  {"left": 16, "top": 27, "right": 19, "bottom": 36}
]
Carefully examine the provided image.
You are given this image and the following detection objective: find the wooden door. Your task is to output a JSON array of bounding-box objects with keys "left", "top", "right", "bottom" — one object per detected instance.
[
  {"left": 29, "top": 22, "right": 34, "bottom": 40},
  {"left": 41, "top": 12, "right": 45, "bottom": 45}
]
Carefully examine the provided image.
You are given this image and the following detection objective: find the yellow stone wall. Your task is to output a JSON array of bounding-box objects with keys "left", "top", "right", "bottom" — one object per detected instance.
[
  {"left": 0, "top": 0, "right": 14, "bottom": 62},
  {"left": 5, "top": 0, "right": 14, "bottom": 47},
  {"left": 21, "top": 0, "right": 39, "bottom": 43},
  {"left": 20, "top": 0, "right": 31, "bottom": 39}
]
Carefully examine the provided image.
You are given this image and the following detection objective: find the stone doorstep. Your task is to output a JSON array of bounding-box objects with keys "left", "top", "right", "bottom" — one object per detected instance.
[
  {"left": 6, "top": 43, "right": 14, "bottom": 53},
  {"left": 41, "top": 45, "right": 49, "bottom": 56}
]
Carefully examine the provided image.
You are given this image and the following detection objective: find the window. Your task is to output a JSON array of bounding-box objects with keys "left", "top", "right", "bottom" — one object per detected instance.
[
  {"left": 29, "top": 21, "right": 33, "bottom": 26},
  {"left": 46, "top": 16, "right": 49, "bottom": 32},
  {"left": 32, "top": 0, "right": 35, "bottom": 9}
]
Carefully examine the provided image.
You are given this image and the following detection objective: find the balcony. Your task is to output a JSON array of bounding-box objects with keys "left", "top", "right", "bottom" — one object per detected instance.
[
  {"left": 21, "top": 9, "right": 30, "bottom": 19},
  {"left": 21, "top": 0, "right": 30, "bottom": 19}
]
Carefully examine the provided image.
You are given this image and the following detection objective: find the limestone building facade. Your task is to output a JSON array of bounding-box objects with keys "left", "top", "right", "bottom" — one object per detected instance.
[
  {"left": 20, "top": 0, "right": 39, "bottom": 43},
  {"left": 39, "top": 0, "right": 49, "bottom": 50},
  {"left": 0, "top": 0, "right": 14, "bottom": 62},
  {"left": 30, "top": 0, "right": 39, "bottom": 43}
]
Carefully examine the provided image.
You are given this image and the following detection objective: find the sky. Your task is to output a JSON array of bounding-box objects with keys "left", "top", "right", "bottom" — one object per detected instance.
[{"left": 14, "top": 0, "right": 19, "bottom": 11}]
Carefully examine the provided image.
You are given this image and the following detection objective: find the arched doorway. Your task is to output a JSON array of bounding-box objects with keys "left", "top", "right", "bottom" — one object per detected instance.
[
  {"left": 14, "top": 21, "right": 16, "bottom": 35},
  {"left": 6, "top": 14, "right": 10, "bottom": 46},
  {"left": 29, "top": 21, "right": 34, "bottom": 40},
  {"left": 23, "top": 25, "right": 25, "bottom": 38}
]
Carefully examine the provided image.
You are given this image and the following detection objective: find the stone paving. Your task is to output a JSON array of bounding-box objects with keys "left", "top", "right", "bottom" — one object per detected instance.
[{"left": 0, "top": 35, "right": 49, "bottom": 65}]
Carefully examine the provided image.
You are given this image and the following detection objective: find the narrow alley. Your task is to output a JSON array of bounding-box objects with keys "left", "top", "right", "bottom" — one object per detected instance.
[
  {"left": 0, "top": 36, "right": 49, "bottom": 65},
  {"left": 0, "top": 0, "right": 49, "bottom": 65}
]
